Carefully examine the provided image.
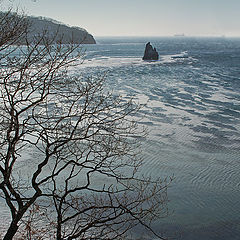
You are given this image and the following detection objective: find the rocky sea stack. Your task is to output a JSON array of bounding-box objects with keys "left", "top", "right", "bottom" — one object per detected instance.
[{"left": 142, "top": 42, "right": 159, "bottom": 60}]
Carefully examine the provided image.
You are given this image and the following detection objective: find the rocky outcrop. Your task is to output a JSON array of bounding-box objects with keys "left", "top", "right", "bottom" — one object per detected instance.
[{"left": 142, "top": 42, "right": 159, "bottom": 60}]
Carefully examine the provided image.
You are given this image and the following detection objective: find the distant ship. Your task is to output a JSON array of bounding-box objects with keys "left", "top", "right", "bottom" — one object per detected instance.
[{"left": 174, "top": 33, "right": 185, "bottom": 37}]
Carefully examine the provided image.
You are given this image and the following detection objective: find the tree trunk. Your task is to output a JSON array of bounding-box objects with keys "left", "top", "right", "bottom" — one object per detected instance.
[
  {"left": 3, "top": 221, "right": 19, "bottom": 240},
  {"left": 56, "top": 218, "right": 62, "bottom": 240}
]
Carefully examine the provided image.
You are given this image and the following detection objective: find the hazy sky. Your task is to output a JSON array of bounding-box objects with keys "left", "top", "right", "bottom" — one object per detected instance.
[{"left": 3, "top": 0, "right": 240, "bottom": 37}]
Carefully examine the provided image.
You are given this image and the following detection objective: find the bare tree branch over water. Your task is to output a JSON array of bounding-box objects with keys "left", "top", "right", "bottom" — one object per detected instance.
[{"left": 0, "top": 7, "right": 171, "bottom": 240}]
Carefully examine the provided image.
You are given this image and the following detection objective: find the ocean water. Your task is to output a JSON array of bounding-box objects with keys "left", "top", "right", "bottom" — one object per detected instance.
[
  {"left": 0, "top": 37, "right": 239, "bottom": 239},
  {"left": 78, "top": 37, "right": 240, "bottom": 240}
]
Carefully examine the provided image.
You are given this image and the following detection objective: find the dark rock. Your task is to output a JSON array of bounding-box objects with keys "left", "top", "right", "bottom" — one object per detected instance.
[{"left": 142, "top": 42, "right": 159, "bottom": 60}]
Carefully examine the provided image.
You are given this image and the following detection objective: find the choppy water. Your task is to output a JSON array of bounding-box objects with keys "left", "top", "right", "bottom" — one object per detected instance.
[
  {"left": 0, "top": 37, "right": 239, "bottom": 239},
  {"left": 78, "top": 37, "right": 240, "bottom": 240}
]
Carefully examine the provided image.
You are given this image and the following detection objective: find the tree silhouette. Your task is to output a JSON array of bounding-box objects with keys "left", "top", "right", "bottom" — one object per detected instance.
[{"left": 0, "top": 9, "right": 171, "bottom": 240}]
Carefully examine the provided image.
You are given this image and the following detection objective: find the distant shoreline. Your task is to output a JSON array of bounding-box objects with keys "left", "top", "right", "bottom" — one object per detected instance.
[{"left": 95, "top": 35, "right": 239, "bottom": 38}]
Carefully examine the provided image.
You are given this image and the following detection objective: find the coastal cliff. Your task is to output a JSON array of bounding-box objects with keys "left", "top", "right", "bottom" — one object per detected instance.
[
  {"left": 28, "top": 16, "right": 96, "bottom": 44},
  {"left": 0, "top": 12, "right": 96, "bottom": 44}
]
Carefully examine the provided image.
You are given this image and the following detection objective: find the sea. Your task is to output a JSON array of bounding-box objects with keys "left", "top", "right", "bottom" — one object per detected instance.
[
  {"left": 1, "top": 37, "right": 240, "bottom": 239},
  {"left": 79, "top": 36, "right": 240, "bottom": 240}
]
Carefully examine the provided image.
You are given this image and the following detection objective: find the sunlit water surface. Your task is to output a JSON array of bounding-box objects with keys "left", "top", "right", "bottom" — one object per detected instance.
[
  {"left": 1, "top": 37, "right": 240, "bottom": 239},
  {"left": 81, "top": 37, "right": 240, "bottom": 240}
]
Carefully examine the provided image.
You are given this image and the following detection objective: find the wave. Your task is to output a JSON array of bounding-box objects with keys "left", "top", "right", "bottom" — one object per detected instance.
[{"left": 78, "top": 53, "right": 194, "bottom": 69}]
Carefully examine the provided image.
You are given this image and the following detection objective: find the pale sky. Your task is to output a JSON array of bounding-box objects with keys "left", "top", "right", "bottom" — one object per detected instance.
[{"left": 2, "top": 0, "right": 240, "bottom": 37}]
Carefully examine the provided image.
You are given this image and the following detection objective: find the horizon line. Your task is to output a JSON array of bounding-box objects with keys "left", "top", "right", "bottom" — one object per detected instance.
[{"left": 94, "top": 35, "right": 240, "bottom": 38}]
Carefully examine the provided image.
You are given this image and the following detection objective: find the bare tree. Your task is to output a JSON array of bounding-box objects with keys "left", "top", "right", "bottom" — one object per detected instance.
[{"left": 0, "top": 8, "right": 171, "bottom": 240}]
